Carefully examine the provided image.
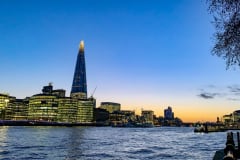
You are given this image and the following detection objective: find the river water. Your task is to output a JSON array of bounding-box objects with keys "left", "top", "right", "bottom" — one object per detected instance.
[{"left": 0, "top": 126, "right": 227, "bottom": 159}]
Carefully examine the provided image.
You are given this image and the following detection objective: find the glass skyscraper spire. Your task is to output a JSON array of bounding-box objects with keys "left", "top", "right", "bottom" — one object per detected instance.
[{"left": 71, "top": 40, "right": 87, "bottom": 99}]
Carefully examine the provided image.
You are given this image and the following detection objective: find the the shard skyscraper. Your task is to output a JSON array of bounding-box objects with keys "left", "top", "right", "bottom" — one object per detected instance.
[{"left": 70, "top": 40, "right": 87, "bottom": 99}]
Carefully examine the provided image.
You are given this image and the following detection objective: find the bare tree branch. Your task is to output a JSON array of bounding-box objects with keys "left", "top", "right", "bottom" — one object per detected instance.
[{"left": 207, "top": 0, "right": 240, "bottom": 69}]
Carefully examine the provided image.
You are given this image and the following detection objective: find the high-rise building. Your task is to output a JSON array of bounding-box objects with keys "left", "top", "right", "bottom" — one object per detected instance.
[
  {"left": 164, "top": 106, "right": 174, "bottom": 120},
  {"left": 71, "top": 41, "right": 87, "bottom": 99},
  {"left": 70, "top": 40, "right": 95, "bottom": 123},
  {"left": 0, "top": 41, "right": 96, "bottom": 124}
]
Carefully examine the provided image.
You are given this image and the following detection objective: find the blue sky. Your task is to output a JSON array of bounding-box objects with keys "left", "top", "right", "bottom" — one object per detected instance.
[{"left": 0, "top": 0, "right": 240, "bottom": 121}]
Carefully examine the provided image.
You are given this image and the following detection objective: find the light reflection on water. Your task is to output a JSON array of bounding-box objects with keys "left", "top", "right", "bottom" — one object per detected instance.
[
  {"left": 0, "top": 126, "right": 226, "bottom": 160},
  {"left": 0, "top": 126, "right": 8, "bottom": 159}
]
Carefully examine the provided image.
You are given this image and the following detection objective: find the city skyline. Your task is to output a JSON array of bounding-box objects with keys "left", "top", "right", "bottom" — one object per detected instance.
[{"left": 1, "top": 0, "right": 240, "bottom": 122}]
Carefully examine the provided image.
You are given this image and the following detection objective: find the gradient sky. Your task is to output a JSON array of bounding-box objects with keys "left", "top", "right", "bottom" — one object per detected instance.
[{"left": 1, "top": 0, "right": 240, "bottom": 122}]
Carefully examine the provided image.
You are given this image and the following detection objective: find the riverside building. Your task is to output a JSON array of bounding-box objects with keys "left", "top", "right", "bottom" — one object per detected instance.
[
  {"left": 164, "top": 106, "right": 174, "bottom": 120},
  {"left": 232, "top": 110, "right": 240, "bottom": 123},
  {"left": 70, "top": 40, "right": 95, "bottom": 123},
  {"left": 5, "top": 98, "right": 29, "bottom": 120},
  {"left": 99, "top": 102, "right": 121, "bottom": 113},
  {"left": 141, "top": 110, "right": 154, "bottom": 124},
  {"left": 0, "top": 40, "right": 96, "bottom": 123},
  {"left": 27, "top": 83, "right": 95, "bottom": 123},
  {"left": 0, "top": 93, "right": 10, "bottom": 119},
  {"left": 222, "top": 110, "right": 240, "bottom": 125}
]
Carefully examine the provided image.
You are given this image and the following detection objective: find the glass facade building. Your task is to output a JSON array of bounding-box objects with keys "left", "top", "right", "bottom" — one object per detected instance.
[
  {"left": 0, "top": 94, "right": 9, "bottom": 119},
  {"left": 0, "top": 41, "right": 95, "bottom": 123},
  {"left": 28, "top": 94, "right": 58, "bottom": 121},
  {"left": 76, "top": 99, "right": 95, "bottom": 123},
  {"left": 57, "top": 98, "right": 78, "bottom": 123},
  {"left": 164, "top": 106, "right": 174, "bottom": 120},
  {"left": 5, "top": 98, "right": 28, "bottom": 120},
  {"left": 71, "top": 41, "right": 88, "bottom": 99},
  {"left": 100, "top": 102, "right": 121, "bottom": 113},
  {"left": 26, "top": 84, "right": 95, "bottom": 123}
]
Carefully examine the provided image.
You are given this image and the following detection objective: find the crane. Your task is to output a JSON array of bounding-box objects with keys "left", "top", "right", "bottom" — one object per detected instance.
[{"left": 90, "top": 86, "right": 97, "bottom": 98}]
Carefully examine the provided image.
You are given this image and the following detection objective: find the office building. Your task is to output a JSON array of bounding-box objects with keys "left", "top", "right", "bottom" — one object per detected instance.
[
  {"left": 0, "top": 41, "right": 96, "bottom": 124},
  {"left": 164, "top": 106, "right": 174, "bottom": 120},
  {"left": 5, "top": 98, "right": 29, "bottom": 120},
  {"left": 99, "top": 102, "right": 121, "bottom": 113},
  {"left": 109, "top": 110, "right": 135, "bottom": 125},
  {"left": 0, "top": 94, "right": 9, "bottom": 119},
  {"left": 141, "top": 110, "right": 154, "bottom": 123},
  {"left": 76, "top": 99, "right": 95, "bottom": 123},
  {"left": 28, "top": 94, "right": 58, "bottom": 121},
  {"left": 71, "top": 40, "right": 88, "bottom": 99},
  {"left": 57, "top": 97, "right": 78, "bottom": 123},
  {"left": 232, "top": 110, "right": 240, "bottom": 123},
  {"left": 70, "top": 41, "right": 95, "bottom": 122}
]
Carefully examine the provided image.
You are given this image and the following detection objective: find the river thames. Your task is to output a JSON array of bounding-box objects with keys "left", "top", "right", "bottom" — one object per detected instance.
[{"left": 0, "top": 126, "right": 226, "bottom": 159}]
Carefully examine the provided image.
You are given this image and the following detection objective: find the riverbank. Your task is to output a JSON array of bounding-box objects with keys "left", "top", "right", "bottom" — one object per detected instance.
[
  {"left": 0, "top": 120, "right": 108, "bottom": 127},
  {"left": 194, "top": 124, "right": 240, "bottom": 133}
]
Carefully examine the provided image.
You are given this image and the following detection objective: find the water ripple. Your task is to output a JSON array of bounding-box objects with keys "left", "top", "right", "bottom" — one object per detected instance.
[{"left": 0, "top": 126, "right": 227, "bottom": 160}]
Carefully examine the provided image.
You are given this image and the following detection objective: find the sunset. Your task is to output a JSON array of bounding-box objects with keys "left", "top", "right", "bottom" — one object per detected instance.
[
  {"left": 0, "top": 0, "right": 239, "bottom": 123},
  {"left": 0, "top": 0, "right": 240, "bottom": 159}
]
